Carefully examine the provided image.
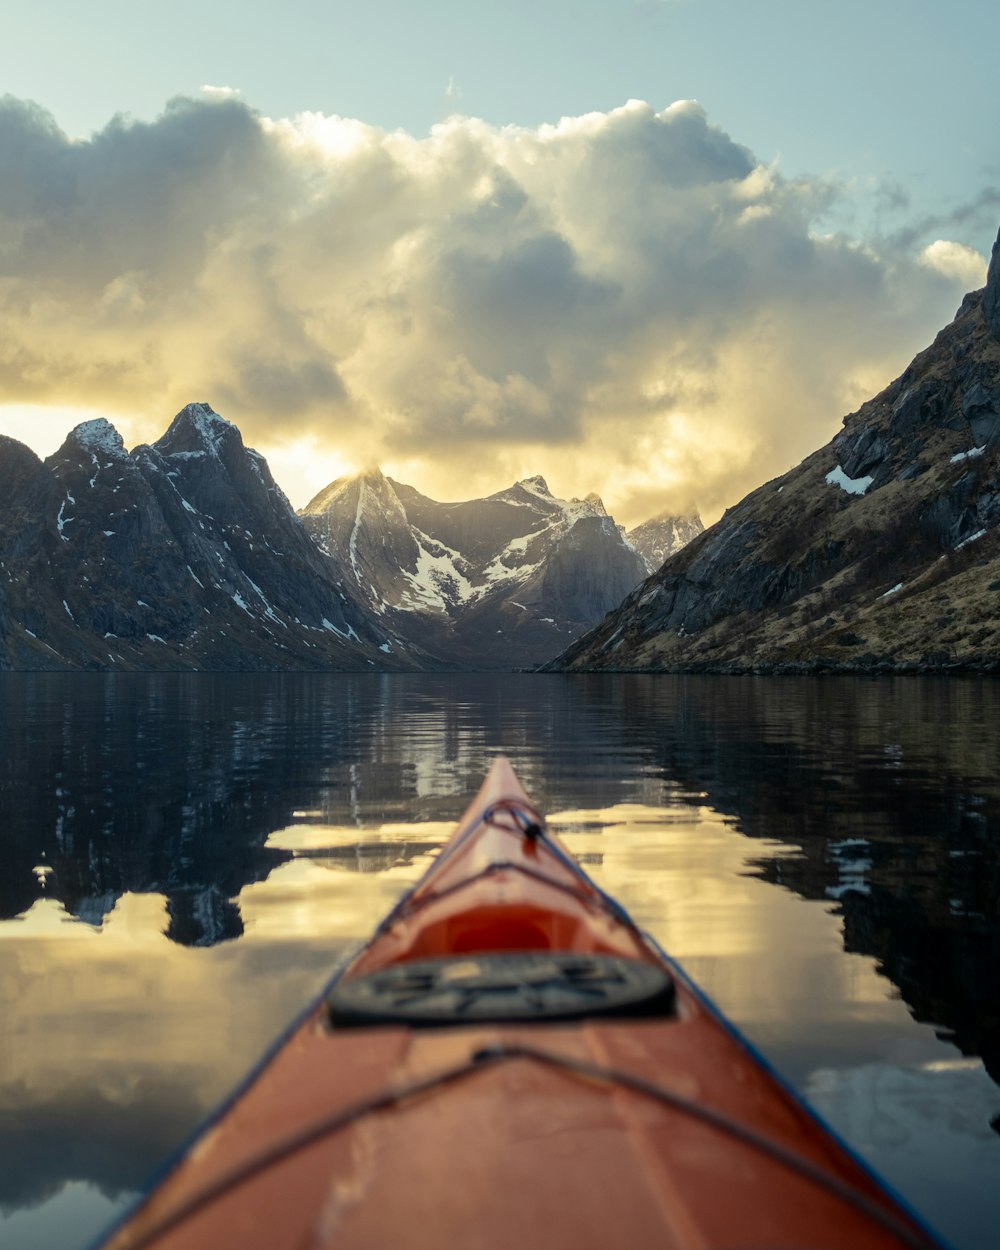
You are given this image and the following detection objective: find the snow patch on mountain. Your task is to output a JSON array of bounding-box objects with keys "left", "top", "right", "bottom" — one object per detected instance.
[
  {"left": 951, "top": 445, "right": 986, "bottom": 464},
  {"left": 401, "top": 531, "right": 477, "bottom": 612},
  {"left": 480, "top": 533, "right": 542, "bottom": 583},
  {"left": 826, "top": 464, "right": 874, "bottom": 495},
  {"left": 56, "top": 499, "right": 73, "bottom": 540}
]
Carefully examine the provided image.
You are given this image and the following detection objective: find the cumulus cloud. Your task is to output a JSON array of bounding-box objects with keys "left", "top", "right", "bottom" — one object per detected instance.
[
  {"left": 920, "top": 239, "right": 987, "bottom": 287},
  {"left": 0, "top": 91, "right": 991, "bottom": 524}
]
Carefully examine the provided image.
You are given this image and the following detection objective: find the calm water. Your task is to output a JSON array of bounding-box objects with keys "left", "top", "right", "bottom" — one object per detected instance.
[{"left": 1, "top": 672, "right": 999, "bottom": 1250}]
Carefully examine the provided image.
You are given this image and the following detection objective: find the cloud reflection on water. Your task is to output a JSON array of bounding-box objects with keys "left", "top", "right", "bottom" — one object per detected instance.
[{"left": 2, "top": 672, "right": 1000, "bottom": 1249}]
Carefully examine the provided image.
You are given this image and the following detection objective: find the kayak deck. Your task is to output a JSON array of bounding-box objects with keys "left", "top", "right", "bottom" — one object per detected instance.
[{"left": 101, "top": 758, "right": 940, "bottom": 1250}]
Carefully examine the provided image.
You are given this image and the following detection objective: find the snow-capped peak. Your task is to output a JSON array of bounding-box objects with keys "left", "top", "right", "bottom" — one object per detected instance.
[
  {"left": 72, "top": 419, "right": 127, "bottom": 458},
  {"left": 517, "top": 475, "right": 551, "bottom": 496}
]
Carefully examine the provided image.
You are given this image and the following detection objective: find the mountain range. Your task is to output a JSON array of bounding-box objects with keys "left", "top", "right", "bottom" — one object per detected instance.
[
  {"left": 299, "top": 470, "right": 694, "bottom": 668},
  {"left": 544, "top": 226, "right": 1000, "bottom": 674},
  {"left": 0, "top": 406, "right": 419, "bottom": 672},
  {"left": 11, "top": 216, "right": 995, "bottom": 678},
  {"left": 0, "top": 406, "right": 699, "bottom": 671}
]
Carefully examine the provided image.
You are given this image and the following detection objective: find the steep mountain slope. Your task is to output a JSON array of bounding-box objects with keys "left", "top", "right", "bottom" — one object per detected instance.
[
  {"left": 545, "top": 229, "right": 1000, "bottom": 673},
  {"left": 300, "top": 471, "right": 651, "bottom": 668},
  {"left": 0, "top": 404, "right": 418, "bottom": 671}
]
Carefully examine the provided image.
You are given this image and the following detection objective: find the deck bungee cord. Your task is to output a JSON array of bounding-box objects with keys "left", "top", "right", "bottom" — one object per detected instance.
[{"left": 112, "top": 1041, "right": 934, "bottom": 1250}]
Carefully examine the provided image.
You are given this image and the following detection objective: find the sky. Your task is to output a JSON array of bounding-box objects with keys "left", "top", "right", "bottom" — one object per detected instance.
[{"left": 0, "top": 0, "right": 997, "bottom": 526}]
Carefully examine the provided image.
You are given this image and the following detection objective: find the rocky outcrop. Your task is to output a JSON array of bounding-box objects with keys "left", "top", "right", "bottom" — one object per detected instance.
[
  {"left": 0, "top": 404, "right": 422, "bottom": 671},
  {"left": 300, "top": 472, "right": 651, "bottom": 669},
  {"left": 543, "top": 242, "right": 1000, "bottom": 674}
]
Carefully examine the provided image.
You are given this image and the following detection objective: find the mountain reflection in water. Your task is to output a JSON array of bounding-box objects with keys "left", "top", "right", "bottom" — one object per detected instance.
[{"left": 1, "top": 672, "right": 998, "bottom": 1250}]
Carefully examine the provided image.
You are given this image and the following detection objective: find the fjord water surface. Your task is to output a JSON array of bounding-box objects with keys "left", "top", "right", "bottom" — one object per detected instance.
[{"left": 1, "top": 673, "right": 998, "bottom": 1249}]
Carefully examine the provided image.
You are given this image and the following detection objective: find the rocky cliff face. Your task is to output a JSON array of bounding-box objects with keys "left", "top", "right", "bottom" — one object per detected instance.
[
  {"left": 300, "top": 472, "right": 651, "bottom": 668},
  {"left": 627, "top": 511, "right": 704, "bottom": 573},
  {"left": 0, "top": 404, "right": 419, "bottom": 671},
  {"left": 544, "top": 227, "right": 1000, "bottom": 673},
  {"left": 984, "top": 229, "right": 1000, "bottom": 340}
]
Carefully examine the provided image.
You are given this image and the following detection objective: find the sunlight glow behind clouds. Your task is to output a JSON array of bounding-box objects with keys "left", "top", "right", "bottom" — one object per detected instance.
[{"left": 0, "top": 92, "right": 989, "bottom": 524}]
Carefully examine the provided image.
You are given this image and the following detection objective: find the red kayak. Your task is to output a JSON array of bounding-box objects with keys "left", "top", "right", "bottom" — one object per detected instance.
[{"left": 100, "top": 757, "right": 941, "bottom": 1249}]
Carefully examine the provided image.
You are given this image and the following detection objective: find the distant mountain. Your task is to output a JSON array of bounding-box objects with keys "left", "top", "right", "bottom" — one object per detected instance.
[
  {"left": 0, "top": 404, "right": 421, "bottom": 671},
  {"left": 627, "top": 511, "right": 704, "bottom": 573},
  {"left": 299, "top": 471, "right": 651, "bottom": 668},
  {"left": 544, "top": 225, "right": 1000, "bottom": 674}
]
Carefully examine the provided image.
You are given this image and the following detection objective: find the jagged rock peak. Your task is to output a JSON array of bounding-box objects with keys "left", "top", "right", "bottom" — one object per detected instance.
[
  {"left": 626, "top": 509, "right": 705, "bottom": 574},
  {"left": 157, "top": 402, "right": 239, "bottom": 456},
  {"left": 582, "top": 491, "right": 608, "bottom": 516},
  {"left": 518, "top": 475, "right": 551, "bottom": 496},
  {"left": 69, "top": 418, "right": 127, "bottom": 457},
  {"left": 984, "top": 224, "right": 1000, "bottom": 340},
  {"left": 353, "top": 468, "right": 406, "bottom": 514},
  {"left": 300, "top": 466, "right": 395, "bottom": 515}
]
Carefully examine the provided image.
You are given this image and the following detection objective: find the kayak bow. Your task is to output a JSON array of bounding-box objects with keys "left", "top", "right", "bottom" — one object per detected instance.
[{"left": 100, "top": 757, "right": 942, "bottom": 1250}]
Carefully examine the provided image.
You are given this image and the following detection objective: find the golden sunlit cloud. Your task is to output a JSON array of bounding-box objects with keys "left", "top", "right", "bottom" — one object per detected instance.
[
  {"left": 0, "top": 93, "right": 987, "bottom": 526},
  {"left": 920, "top": 239, "right": 987, "bottom": 287}
]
